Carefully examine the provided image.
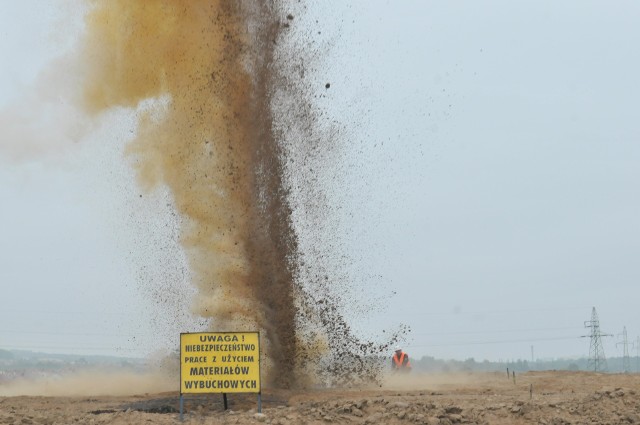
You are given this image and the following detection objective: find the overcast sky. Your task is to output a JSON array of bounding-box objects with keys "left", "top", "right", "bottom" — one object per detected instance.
[{"left": 1, "top": 1, "right": 639, "bottom": 363}]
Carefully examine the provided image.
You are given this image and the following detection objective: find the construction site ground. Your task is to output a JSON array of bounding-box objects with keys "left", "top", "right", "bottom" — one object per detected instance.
[{"left": 2, "top": 370, "right": 639, "bottom": 424}]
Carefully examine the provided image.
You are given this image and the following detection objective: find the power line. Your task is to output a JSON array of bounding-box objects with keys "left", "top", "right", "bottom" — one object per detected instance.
[
  {"left": 407, "top": 335, "right": 581, "bottom": 348},
  {"left": 412, "top": 306, "right": 588, "bottom": 318},
  {"left": 411, "top": 326, "right": 583, "bottom": 337}
]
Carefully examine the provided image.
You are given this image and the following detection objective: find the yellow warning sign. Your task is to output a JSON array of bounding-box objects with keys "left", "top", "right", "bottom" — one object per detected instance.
[{"left": 180, "top": 332, "right": 261, "bottom": 394}]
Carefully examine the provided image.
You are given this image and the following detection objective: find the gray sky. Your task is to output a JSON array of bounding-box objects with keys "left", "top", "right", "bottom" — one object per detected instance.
[{"left": 1, "top": 1, "right": 640, "bottom": 363}]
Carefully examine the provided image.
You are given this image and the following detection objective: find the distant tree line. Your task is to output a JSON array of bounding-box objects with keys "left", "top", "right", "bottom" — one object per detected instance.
[
  {"left": 412, "top": 355, "right": 640, "bottom": 374},
  {"left": 0, "top": 349, "right": 146, "bottom": 372}
]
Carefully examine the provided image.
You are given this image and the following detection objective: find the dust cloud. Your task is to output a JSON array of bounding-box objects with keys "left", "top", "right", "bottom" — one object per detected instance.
[
  {"left": 0, "top": 370, "right": 174, "bottom": 397},
  {"left": 0, "top": 60, "right": 91, "bottom": 162},
  {"left": 78, "top": 0, "right": 297, "bottom": 386},
  {"left": 381, "top": 372, "right": 480, "bottom": 392},
  {"left": 77, "top": 0, "right": 404, "bottom": 387}
]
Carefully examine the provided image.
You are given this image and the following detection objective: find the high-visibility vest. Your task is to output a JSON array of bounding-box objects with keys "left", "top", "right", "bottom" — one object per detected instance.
[{"left": 393, "top": 352, "right": 410, "bottom": 368}]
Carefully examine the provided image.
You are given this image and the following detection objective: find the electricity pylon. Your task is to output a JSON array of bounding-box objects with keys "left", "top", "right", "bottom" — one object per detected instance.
[
  {"left": 616, "top": 326, "right": 631, "bottom": 374},
  {"left": 582, "top": 307, "right": 611, "bottom": 372}
]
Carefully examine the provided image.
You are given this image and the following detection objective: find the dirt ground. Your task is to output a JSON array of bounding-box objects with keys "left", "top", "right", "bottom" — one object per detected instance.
[{"left": 1, "top": 371, "right": 639, "bottom": 424}]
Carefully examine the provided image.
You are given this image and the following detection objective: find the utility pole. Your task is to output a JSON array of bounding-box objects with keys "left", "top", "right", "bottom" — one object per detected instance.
[
  {"left": 616, "top": 326, "right": 631, "bottom": 374},
  {"left": 581, "top": 307, "right": 611, "bottom": 372},
  {"left": 531, "top": 345, "right": 534, "bottom": 363},
  {"left": 636, "top": 337, "right": 640, "bottom": 373},
  {"left": 530, "top": 345, "right": 534, "bottom": 370}
]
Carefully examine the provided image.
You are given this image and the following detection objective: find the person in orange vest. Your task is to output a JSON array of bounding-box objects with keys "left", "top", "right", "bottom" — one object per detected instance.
[{"left": 391, "top": 346, "right": 412, "bottom": 372}]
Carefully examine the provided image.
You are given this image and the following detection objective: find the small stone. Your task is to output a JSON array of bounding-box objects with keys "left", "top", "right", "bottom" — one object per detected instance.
[
  {"left": 598, "top": 387, "right": 615, "bottom": 395},
  {"left": 254, "top": 413, "right": 267, "bottom": 422},
  {"left": 352, "top": 408, "right": 363, "bottom": 417},
  {"left": 627, "top": 413, "right": 640, "bottom": 423},
  {"left": 392, "top": 402, "right": 409, "bottom": 408},
  {"left": 449, "top": 414, "right": 463, "bottom": 423},
  {"left": 365, "top": 413, "right": 382, "bottom": 424}
]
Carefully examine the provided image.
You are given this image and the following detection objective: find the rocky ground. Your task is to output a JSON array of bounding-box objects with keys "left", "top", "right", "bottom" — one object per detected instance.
[{"left": 2, "top": 371, "right": 640, "bottom": 424}]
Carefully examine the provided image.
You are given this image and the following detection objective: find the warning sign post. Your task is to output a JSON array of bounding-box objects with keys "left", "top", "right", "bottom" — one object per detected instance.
[{"left": 179, "top": 332, "right": 261, "bottom": 419}]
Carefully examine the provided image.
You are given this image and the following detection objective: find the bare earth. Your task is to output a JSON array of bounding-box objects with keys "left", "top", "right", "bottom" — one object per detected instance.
[{"left": 2, "top": 371, "right": 639, "bottom": 424}]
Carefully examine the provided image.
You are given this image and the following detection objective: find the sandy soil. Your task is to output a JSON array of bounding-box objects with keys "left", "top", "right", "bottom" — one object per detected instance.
[{"left": 1, "top": 371, "right": 639, "bottom": 424}]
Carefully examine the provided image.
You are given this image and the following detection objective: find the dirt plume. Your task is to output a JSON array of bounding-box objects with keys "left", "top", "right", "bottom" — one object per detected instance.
[
  {"left": 77, "top": 1, "right": 403, "bottom": 387},
  {"left": 78, "top": 0, "right": 297, "bottom": 386}
]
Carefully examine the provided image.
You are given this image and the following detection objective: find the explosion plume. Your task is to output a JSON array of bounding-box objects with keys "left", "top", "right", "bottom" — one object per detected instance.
[{"left": 79, "top": 0, "right": 404, "bottom": 386}]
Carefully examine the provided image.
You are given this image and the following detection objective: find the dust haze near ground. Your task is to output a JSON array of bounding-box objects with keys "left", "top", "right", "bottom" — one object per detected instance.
[
  {"left": 77, "top": 0, "right": 401, "bottom": 387},
  {"left": 0, "top": 370, "right": 174, "bottom": 397}
]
